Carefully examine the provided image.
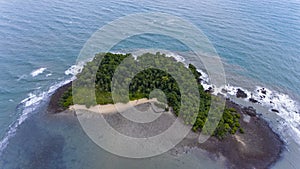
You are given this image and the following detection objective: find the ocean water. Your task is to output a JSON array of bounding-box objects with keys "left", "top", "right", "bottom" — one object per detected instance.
[{"left": 0, "top": 0, "right": 299, "bottom": 168}]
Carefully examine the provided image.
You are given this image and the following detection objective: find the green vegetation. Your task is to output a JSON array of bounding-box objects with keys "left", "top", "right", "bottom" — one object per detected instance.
[
  {"left": 59, "top": 52, "right": 242, "bottom": 139},
  {"left": 59, "top": 87, "right": 73, "bottom": 108}
]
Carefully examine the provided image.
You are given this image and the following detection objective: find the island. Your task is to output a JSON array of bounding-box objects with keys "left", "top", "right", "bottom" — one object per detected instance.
[{"left": 48, "top": 52, "right": 283, "bottom": 169}]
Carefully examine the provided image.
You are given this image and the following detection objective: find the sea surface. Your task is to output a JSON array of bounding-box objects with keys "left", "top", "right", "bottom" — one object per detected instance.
[{"left": 0, "top": 0, "right": 299, "bottom": 168}]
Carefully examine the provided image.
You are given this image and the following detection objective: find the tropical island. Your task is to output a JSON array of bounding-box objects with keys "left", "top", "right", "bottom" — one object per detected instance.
[{"left": 48, "top": 52, "right": 283, "bottom": 169}]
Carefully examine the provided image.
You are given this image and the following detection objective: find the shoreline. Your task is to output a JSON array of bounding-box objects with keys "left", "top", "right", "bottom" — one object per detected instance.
[
  {"left": 69, "top": 98, "right": 159, "bottom": 115},
  {"left": 48, "top": 81, "right": 284, "bottom": 169},
  {"left": 171, "top": 100, "right": 284, "bottom": 169}
]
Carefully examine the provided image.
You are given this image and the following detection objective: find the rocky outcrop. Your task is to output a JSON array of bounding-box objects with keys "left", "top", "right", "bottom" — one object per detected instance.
[
  {"left": 205, "top": 86, "right": 213, "bottom": 93},
  {"left": 249, "top": 98, "right": 258, "bottom": 103},
  {"left": 236, "top": 89, "right": 247, "bottom": 98},
  {"left": 271, "top": 109, "right": 279, "bottom": 113},
  {"left": 47, "top": 82, "right": 72, "bottom": 113}
]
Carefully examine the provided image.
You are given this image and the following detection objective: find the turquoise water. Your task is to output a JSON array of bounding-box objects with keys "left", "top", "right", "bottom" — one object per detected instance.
[{"left": 0, "top": 0, "right": 299, "bottom": 168}]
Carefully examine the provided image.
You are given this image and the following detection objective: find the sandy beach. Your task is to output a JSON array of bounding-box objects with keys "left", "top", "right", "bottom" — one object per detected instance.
[
  {"left": 48, "top": 82, "right": 284, "bottom": 169},
  {"left": 69, "top": 98, "right": 159, "bottom": 114}
]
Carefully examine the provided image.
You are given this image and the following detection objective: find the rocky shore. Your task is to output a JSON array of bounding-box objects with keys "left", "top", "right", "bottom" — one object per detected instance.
[
  {"left": 47, "top": 82, "right": 72, "bottom": 114},
  {"left": 174, "top": 100, "right": 283, "bottom": 169},
  {"left": 48, "top": 82, "right": 284, "bottom": 169}
]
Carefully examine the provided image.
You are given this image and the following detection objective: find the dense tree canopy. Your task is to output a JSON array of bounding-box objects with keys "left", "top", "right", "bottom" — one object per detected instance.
[{"left": 59, "top": 52, "right": 242, "bottom": 139}]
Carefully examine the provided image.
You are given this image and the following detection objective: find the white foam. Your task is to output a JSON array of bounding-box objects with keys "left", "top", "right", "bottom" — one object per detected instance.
[
  {"left": 0, "top": 91, "right": 46, "bottom": 155},
  {"left": 30, "top": 68, "right": 47, "bottom": 77},
  {"left": 165, "top": 52, "right": 186, "bottom": 63},
  {"left": 197, "top": 69, "right": 209, "bottom": 82},
  {"left": 186, "top": 58, "right": 300, "bottom": 146},
  {"left": 52, "top": 55, "right": 300, "bottom": 147},
  {"left": 0, "top": 62, "right": 82, "bottom": 156},
  {"left": 0, "top": 78, "right": 73, "bottom": 156},
  {"left": 48, "top": 78, "right": 74, "bottom": 94},
  {"left": 214, "top": 84, "right": 300, "bottom": 145},
  {"left": 65, "top": 65, "right": 83, "bottom": 76},
  {"left": 222, "top": 85, "right": 299, "bottom": 119},
  {"left": 20, "top": 92, "right": 46, "bottom": 108},
  {"left": 197, "top": 69, "right": 213, "bottom": 93},
  {"left": 132, "top": 53, "right": 300, "bottom": 145},
  {"left": 2, "top": 53, "right": 300, "bottom": 156},
  {"left": 130, "top": 50, "right": 186, "bottom": 63}
]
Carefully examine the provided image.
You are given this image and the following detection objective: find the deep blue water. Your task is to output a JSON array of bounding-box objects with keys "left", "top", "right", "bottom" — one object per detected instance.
[{"left": 0, "top": 0, "right": 299, "bottom": 168}]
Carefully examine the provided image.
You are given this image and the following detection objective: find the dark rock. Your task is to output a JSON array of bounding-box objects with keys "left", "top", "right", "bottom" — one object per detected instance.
[
  {"left": 261, "top": 88, "right": 267, "bottom": 94},
  {"left": 242, "top": 106, "right": 257, "bottom": 117},
  {"left": 221, "top": 88, "right": 227, "bottom": 93},
  {"left": 249, "top": 98, "right": 258, "bottom": 103},
  {"left": 260, "top": 95, "right": 266, "bottom": 99},
  {"left": 271, "top": 109, "right": 279, "bottom": 113},
  {"left": 198, "top": 100, "right": 284, "bottom": 169},
  {"left": 236, "top": 88, "right": 247, "bottom": 98},
  {"left": 47, "top": 82, "right": 72, "bottom": 113},
  {"left": 205, "top": 87, "right": 213, "bottom": 93}
]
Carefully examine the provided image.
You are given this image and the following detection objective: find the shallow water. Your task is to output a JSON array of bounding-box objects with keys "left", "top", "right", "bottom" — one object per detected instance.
[{"left": 0, "top": 101, "right": 226, "bottom": 169}]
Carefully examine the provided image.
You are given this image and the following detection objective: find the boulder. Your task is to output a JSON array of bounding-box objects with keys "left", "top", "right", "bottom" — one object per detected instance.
[
  {"left": 236, "top": 88, "right": 247, "bottom": 98},
  {"left": 205, "top": 87, "right": 213, "bottom": 93},
  {"left": 221, "top": 88, "right": 228, "bottom": 93},
  {"left": 249, "top": 98, "right": 258, "bottom": 103},
  {"left": 261, "top": 88, "right": 267, "bottom": 94}
]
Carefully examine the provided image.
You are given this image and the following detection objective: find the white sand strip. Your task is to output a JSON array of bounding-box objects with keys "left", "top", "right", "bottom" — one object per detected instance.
[{"left": 69, "top": 98, "right": 158, "bottom": 114}]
